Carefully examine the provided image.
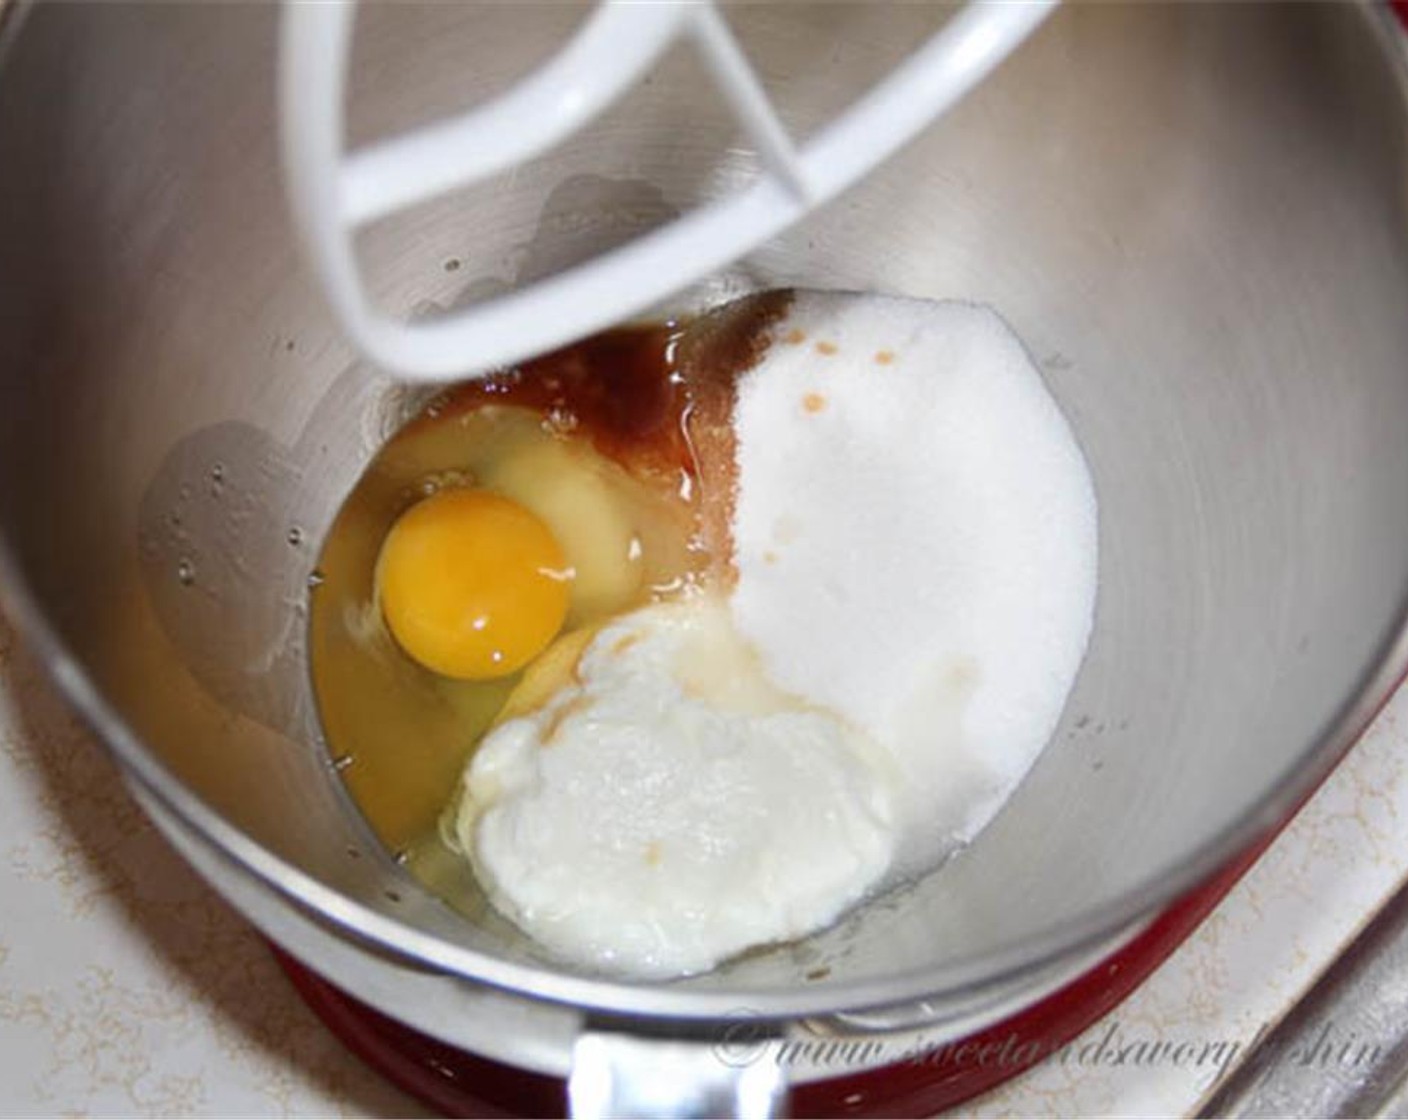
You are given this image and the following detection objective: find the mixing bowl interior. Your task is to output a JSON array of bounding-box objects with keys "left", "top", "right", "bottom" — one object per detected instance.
[{"left": 2, "top": 1, "right": 1408, "bottom": 1016}]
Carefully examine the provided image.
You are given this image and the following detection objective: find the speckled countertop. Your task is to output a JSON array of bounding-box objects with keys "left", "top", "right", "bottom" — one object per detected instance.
[{"left": 2, "top": 595, "right": 1406, "bottom": 1118}]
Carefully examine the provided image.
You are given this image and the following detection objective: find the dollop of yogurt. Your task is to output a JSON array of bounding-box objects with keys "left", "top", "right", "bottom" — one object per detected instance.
[{"left": 455, "top": 598, "right": 896, "bottom": 978}]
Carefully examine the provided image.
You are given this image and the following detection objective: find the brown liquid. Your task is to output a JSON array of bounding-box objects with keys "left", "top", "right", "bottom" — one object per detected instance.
[
  {"left": 415, "top": 326, "right": 692, "bottom": 476},
  {"left": 411, "top": 287, "right": 793, "bottom": 481},
  {"left": 309, "top": 291, "right": 792, "bottom": 860}
]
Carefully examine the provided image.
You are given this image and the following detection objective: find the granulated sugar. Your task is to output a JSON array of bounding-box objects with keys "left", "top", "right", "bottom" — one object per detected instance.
[{"left": 731, "top": 291, "right": 1098, "bottom": 876}]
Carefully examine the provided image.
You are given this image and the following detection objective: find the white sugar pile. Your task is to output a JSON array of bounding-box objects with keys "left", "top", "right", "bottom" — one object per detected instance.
[{"left": 731, "top": 291, "right": 1098, "bottom": 877}]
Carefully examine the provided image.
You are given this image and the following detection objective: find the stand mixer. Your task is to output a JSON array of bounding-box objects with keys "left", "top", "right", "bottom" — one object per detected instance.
[{"left": 3, "top": 1, "right": 1408, "bottom": 1116}]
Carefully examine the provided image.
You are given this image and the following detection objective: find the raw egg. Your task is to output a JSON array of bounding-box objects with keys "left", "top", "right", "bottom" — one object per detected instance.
[{"left": 377, "top": 489, "right": 571, "bottom": 680}]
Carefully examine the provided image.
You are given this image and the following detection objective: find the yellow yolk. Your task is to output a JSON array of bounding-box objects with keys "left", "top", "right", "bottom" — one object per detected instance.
[{"left": 377, "top": 489, "right": 571, "bottom": 680}]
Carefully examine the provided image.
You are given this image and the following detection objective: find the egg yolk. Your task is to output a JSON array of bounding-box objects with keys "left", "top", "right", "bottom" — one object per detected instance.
[{"left": 377, "top": 489, "right": 571, "bottom": 680}]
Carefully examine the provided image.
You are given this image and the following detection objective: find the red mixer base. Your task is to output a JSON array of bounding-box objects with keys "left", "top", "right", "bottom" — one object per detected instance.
[{"left": 272, "top": 844, "right": 1260, "bottom": 1118}]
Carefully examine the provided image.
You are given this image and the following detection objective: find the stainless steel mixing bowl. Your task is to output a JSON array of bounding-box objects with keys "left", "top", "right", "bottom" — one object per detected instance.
[{"left": 3, "top": 0, "right": 1408, "bottom": 1108}]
